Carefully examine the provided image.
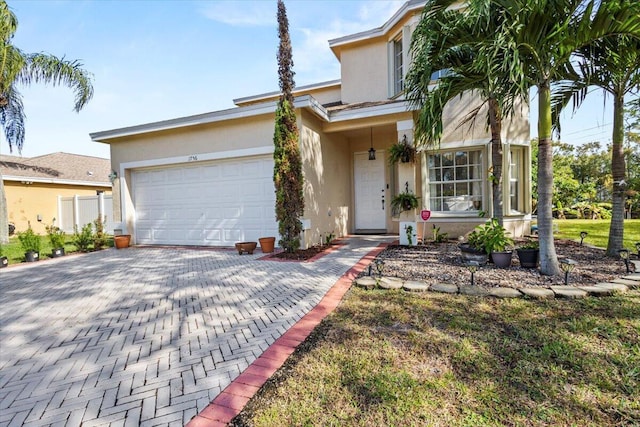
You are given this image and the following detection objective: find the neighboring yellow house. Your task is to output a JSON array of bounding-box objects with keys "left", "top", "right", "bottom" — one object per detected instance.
[
  {"left": 90, "top": 0, "right": 531, "bottom": 248},
  {"left": 1, "top": 152, "right": 112, "bottom": 234}
]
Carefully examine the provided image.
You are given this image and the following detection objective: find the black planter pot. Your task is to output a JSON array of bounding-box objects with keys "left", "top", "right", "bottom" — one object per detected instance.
[
  {"left": 24, "top": 251, "right": 39, "bottom": 262},
  {"left": 517, "top": 248, "right": 539, "bottom": 268},
  {"left": 51, "top": 247, "right": 65, "bottom": 258},
  {"left": 0, "top": 256, "right": 7, "bottom": 268},
  {"left": 458, "top": 243, "right": 488, "bottom": 265},
  {"left": 491, "top": 250, "right": 513, "bottom": 268}
]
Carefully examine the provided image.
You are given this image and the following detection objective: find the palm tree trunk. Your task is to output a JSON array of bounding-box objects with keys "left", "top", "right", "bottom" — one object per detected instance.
[
  {"left": 489, "top": 98, "right": 503, "bottom": 226},
  {"left": 606, "top": 93, "right": 626, "bottom": 256},
  {"left": 537, "top": 85, "right": 560, "bottom": 276}
]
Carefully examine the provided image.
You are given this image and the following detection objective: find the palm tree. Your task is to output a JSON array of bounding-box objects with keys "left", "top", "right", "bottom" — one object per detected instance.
[
  {"left": 556, "top": 35, "right": 640, "bottom": 256},
  {"left": 406, "top": 0, "right": 522, "bottom": 226},
  {"left": 0, "top": 1, "right": 93, "bottom": 243},
  {"left": 496, "top": 0, "right": 640, "bottom": 275}
]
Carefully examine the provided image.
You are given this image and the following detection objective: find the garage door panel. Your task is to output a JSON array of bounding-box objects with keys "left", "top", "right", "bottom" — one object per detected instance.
[{"left": 133, "top": 155, "right": 277, "bottom": 246}]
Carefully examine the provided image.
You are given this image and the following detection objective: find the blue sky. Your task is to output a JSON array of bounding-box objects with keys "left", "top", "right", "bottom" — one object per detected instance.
[{"left": 3, "top": 0, "right": 617, "bottom": 160}]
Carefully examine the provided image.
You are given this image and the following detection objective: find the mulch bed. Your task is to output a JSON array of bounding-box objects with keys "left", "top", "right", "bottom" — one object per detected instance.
[
  {"left": 269, "top": 243, "right": 340, "bottom": 261},
  {"left": 368, "top": 239, "right": 636, "bottom": 289}
]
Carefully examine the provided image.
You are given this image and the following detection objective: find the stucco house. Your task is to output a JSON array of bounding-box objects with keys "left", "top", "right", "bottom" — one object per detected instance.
[
  {"left": 1, "top": 152, "right": 112, "bottom": 234},
  {"left": 90, "top": 0, "right": 531, "bottom": 248}
]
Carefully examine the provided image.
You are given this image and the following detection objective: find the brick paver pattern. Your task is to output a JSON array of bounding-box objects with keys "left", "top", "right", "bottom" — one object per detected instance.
[{"left": 0, "top": 236, "right": 391, "bottom": 426}]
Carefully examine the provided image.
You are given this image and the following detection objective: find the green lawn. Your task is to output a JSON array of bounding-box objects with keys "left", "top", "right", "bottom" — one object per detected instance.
[
  {"left": 0, "top": 234, "right": 113, "bottom": 265},
  {"left": 552, "top": 219, "right": 640, "bottom": 252},
  {"left": 233, "top": 290, "right": 640, "bottom": 426}
]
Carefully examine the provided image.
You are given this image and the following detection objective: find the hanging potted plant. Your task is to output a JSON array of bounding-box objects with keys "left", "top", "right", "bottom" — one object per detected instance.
[
  {"left": 388, "top": 135, "right": 416, "bottom": 164},
  {"left": 516, "top": 239, "right": 539, "bottom": 268},
  {"left": 391, "top": 191, "right": 419, "bottom": 216},
  {"left": 18, "top": 225, "right": 41, "bottom": 262},
  {"left": 46, "top": 221, "right": 66, "bottom": 258}
]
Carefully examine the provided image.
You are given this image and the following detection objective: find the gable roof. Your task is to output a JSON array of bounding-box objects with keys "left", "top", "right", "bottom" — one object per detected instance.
[{"left": 0, "top": 152, "right": 111, "bottom": 187}]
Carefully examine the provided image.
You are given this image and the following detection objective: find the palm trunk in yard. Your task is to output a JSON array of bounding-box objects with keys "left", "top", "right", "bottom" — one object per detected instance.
[
  {"left": 489, "top": 98, "right": 503, "bottom": 225},
  {"left": 606, "top": 93, "right": 626, "bottom": 256},
  {"left": 0, "top": 173, "right": 8, "bottom": 244},
  {"left": 537, "top": 85, "right": 559, "bottom": 276}
]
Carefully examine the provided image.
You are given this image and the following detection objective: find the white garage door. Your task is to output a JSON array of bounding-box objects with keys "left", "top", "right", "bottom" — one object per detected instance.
[{"left": 132, "top": 155, "right": 278, "bottom": 246}]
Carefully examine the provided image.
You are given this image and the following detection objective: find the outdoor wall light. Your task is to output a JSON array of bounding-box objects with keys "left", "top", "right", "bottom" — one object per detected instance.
[
  {"left": 619, "top": 249, "right": 630, "bottom": 274},
  {"left": 108, "top": 170, "right": 118, "bottom": 183},
  {"left": 579, "top": 231, "right": 588, "bottom": 246},
  {"left": 559, "top": 258, "right": 577, "bottom": 286},
  {"left": 368, "top": 128, "right": 376, "bottom": 161},
  {"left": 466, "top": 261, "right": 480, "bottom": 286}
]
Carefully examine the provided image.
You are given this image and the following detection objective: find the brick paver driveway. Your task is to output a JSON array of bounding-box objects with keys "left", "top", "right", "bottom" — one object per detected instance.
[{"left": 0, "top": 236, "right": 392, "bottom": 426}]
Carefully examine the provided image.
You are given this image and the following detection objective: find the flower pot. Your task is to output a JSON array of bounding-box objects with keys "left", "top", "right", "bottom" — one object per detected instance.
[
  {"left": 0, "top": 256, "right": 7, "bottom": 268},
  {"left": 235, "top": 241, "right": 257, "bottom": 255},
  {"left": 458, "top": 243, "right": 488, "bottom": 265},
  {"left": 258, "top": 237, "right": 276, "bottom": 253},
  {"left": 516, "top": 248, "right": 539, "bottom": 268},
  {"left": 114, "top": 234, "right": 131, "bottom": 249},
  {"left": 25, "top": 251, "right": 39, "bottom": 262},
  {"left": 51, "top": 247, "right": 65, "bottom": 258},
  {"left": 491, "top": 250, "right": 513, "bottom": 268}
]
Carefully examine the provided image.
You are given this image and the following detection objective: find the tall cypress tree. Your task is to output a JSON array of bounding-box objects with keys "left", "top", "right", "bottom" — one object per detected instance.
[{"left": 273, "top": 0, "right": 304, "bottom": 253}]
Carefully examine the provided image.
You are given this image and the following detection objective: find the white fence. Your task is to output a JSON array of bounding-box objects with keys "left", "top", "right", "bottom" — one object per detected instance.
[{"left": 58, "top": 193, "right": 114, "bottom": 234}]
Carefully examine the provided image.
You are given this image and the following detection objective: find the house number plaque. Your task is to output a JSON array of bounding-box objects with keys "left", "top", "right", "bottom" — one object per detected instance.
[{"left": 188, "top": 155, "right": 198, "bottom": 162}]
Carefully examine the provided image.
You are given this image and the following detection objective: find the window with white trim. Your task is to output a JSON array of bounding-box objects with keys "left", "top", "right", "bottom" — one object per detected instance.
[
  {"left": 428, "top": 150, "right": 483, "bottom": 212},
  {"left": 509, "top": 148, "right": 524, "bottom": 213},
  {"left": 430, "top": 68, "right": 453, "bottom": 81},
  {"left": 393, "top": 37, "right": 403, "bottom": 95}
]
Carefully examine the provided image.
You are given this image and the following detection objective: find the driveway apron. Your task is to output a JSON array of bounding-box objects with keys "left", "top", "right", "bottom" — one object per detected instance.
[{"left": 0, "top": 236, "right": 392, "bottom": 426}]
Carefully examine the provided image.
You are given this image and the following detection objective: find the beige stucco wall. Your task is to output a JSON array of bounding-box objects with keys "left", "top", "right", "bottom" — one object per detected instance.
[
  {"left": 4, "top": 182, "right": 111, "bottom": 233},
  {"left": 339, "top": 40, "right": 389, "bottom": 104},
  {"left": 299, "top": 110, "right": 351, "bottom": 247}
]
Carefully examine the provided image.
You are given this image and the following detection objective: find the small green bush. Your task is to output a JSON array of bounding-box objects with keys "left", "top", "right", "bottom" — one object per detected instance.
[
  {"left": 18, "top": 226, "right": 41, "bottom": 253},
  {"left": 93, "top": 216, "right": 107, "bottom": 250},
  {"left": 45, "top": 221, "right": 66, "bottom": 248},
  {"left": 73, "top": 223, "right": 94, "bottom": 252}
]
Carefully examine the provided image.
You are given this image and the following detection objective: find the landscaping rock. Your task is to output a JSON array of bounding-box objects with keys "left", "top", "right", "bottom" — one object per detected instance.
[
  {"left": 430, "top": 283, "right": 458, "bottom": 294},
  {"left": 550, "top": 286, "right": 588, "bottom": 299},
  {"left": 622, "top": 274, "right": 640, "bottom": 281},
  {"left": 378, "top": 277, "right": 404, "bottom": 290},
  {"left": 594, "top": 282, "right": 629, "bottom": 293},
  {"left": 520, "top": 288, "right": 555, "bottom": 299},
  {"left": 459, "top": 285, "right": 489, "bottom": 297},
  {"left": 578, "top": 286, "right": 616, "bottom": 297},
  {"left": 354, "top": 277, "right": 377, "bottom": 290},
  {"left": 403, "top": 281, "right": 429, "bottom": 292},
  {"left": 488, "top": 287, "right": 522, "bottom": 298},
  {"left": 611, "top": 278, "right": 640, "bottom": 289}
]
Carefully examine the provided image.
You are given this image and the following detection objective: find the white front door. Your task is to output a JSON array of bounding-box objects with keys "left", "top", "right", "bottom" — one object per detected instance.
[{"left": 354, "top": 152, "right": 386, "bottom": 231}]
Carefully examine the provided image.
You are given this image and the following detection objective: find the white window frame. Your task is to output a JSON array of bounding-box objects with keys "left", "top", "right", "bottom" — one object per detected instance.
[
  {"left": 508, "top": 147, "right": 525, "bottom": 214},
  {"left": 425, "top": 149, "right": 485, "bottom": 215}
]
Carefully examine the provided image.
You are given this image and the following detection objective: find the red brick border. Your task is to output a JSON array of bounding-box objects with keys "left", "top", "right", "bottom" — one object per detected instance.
[{"left": 186, "top": 240, "right": 390, "bottom": 426}]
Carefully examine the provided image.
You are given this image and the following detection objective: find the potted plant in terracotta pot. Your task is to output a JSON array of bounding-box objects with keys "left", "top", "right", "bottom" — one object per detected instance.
[
  {"left": 258, "top": 236, "right": 276, "bottom": 253},
  {"left": 18, "top": 225, "right": 41, "bottom": 262},
  {"left": 46, "top": 221, "right": 66, "bottom": 258},
  {"left": 516, "top": 239, "right": 539, "bottom": 268},
  {"left": 114, "top": 234, "right": 132, "bottom": 249}
]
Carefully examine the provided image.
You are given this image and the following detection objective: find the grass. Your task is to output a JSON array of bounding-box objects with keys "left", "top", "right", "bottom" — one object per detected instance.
[
  {"left": 552, "top": 219, "right": 640, "bottom": 252},
  {"left": 233, "top": 289, "right": 640, "bottom": 426},
  {"left": 0, "top": 234, "right": 114, "bottom": 265}
]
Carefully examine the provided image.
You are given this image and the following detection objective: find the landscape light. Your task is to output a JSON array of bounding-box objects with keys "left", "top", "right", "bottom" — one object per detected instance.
[
  {"left": 579, "top": 231, "right": 588, "bottom": 246},
  {"left": 559, "top": 258, "right": 577, "bottom": 286},
  {"left": 466, "top": 261, "right": 480, "bottom": 286},
  {"left": 619, "top": 249, "right": 630, "bottom": 274}
]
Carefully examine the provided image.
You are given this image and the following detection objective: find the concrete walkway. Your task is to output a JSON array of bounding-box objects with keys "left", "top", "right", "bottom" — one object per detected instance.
[{"left": 0, "top": 236, "right": 393, "bottom": 427}]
